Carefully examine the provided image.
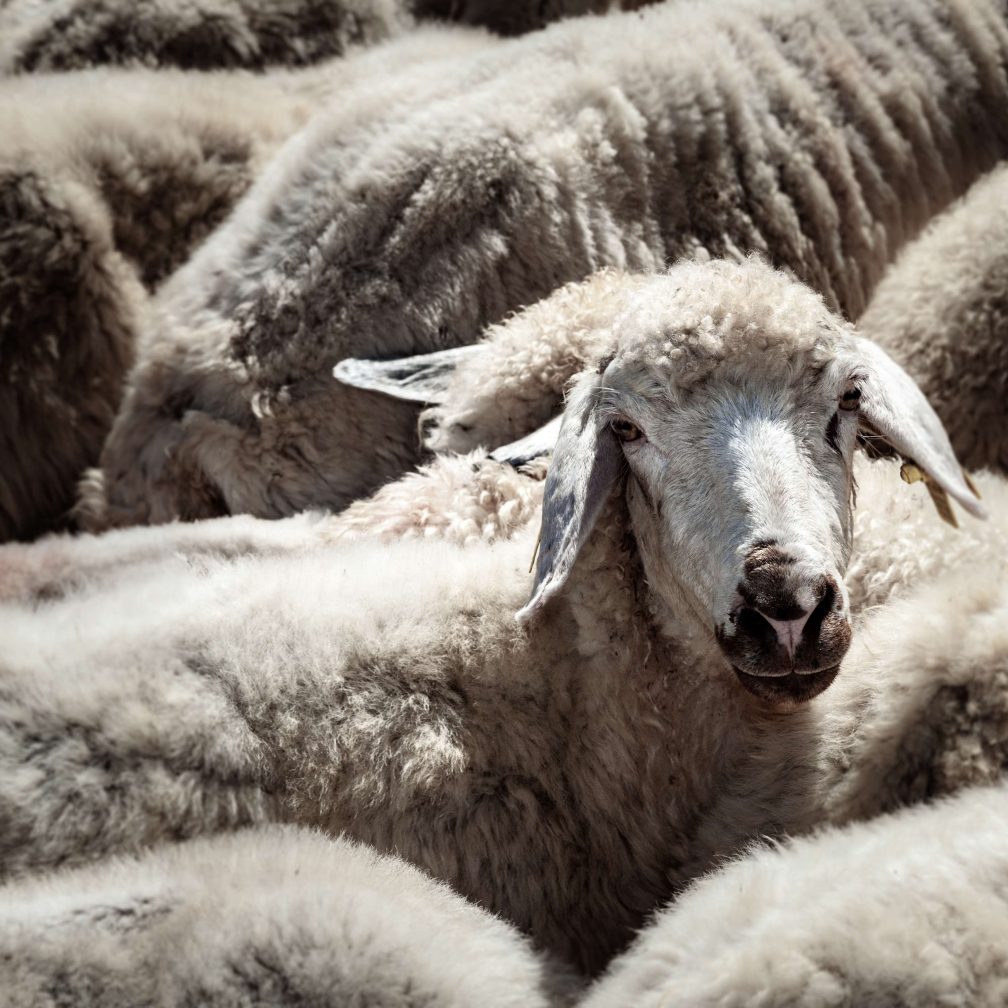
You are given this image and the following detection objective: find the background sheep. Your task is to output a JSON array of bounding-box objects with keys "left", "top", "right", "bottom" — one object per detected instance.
[
  {"left": 3, "top": 261, "right": 1006, "bottom": 975},
  {"left": 0, "top": 0, "right": 412, "bottom": 73},
  {"left": 859, "top": 163, "right": 1008, "bottom": 474},
  {"left": 80, "top": 0, "right": 1008, "bottom": 531},
  {"left": 0, "top": 0, "right": 635, "bottom": 74},
  {"left": 582, "top": 784, "right": 1008, "bottom": 1008},
  {"left": 0, "top": 826, "right": 568, "bottom": 1007},
  {"left": 0, "top": 25, "right": 492, "bottom": 544}
]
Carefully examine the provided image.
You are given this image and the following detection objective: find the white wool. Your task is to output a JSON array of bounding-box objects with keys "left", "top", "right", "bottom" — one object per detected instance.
[
  {"left": 582, "top": 784, "right": 1008, "bottom": 1007},
  {"left": 0, "top": 826, "right": 566, "bottom": 1007}
]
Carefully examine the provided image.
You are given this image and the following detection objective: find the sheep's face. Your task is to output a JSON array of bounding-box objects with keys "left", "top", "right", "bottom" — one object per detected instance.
[
  {"left": 603, "top": 352, "right": 857, "bottom": 704},
  {"left": 519, "top": 261, "right": 984, "bottom": 706}
]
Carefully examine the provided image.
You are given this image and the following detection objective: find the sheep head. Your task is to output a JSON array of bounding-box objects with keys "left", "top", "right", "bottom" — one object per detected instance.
[{"left": 519, "top": 259, "right": 985, "bottom": 705}]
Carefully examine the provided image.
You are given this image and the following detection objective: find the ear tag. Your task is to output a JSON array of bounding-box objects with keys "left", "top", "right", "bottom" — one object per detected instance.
[
  {"left": 528, "top": 526, "right": 542, "bottom": 574},
  {"left": 963, "top": 470, "right": 982, "bottom": 500},
  {"left": 900, "top": 461, "right": 957, "bottom": 527}
]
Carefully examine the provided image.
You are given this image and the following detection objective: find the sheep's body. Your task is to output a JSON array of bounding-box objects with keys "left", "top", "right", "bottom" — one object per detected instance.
[
  {"left": 81, "top": 0, "right": 1008, "bottom": 529},
  {"left": 0, "top": 826, "right": 565, "bottom": 1008},
  {"left": 3, "top": 261, "right": 1007, "bottom": 975},
  {"left": 4, "top": 475, "right": 1007, "bottom": 974},
  {"left": 0, "top": 26, "right": 492, "bottom": 544},
  {"left": 859, "top": 164, "right": 1008, "bottom": 473},
  {"left": 583, "top": 784, "right": 1008, "bottom": 1008}
]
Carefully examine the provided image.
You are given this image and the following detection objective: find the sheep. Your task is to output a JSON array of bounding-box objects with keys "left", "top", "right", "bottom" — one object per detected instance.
[
  {"left": 0, "top": 826, "right": 568, "bottom": 1008},
  {"left": 858, "top": 163, "right": 1008, "bottom": 474},
  {"left": 0, "top": 25, "right": 493, "bottom": 544},
  {"left": 581, "top": 783, "right": 1008, "bottom": 1008},
  {"left": 3, "top": 260, "right": 1007, "bottom": 975},
  {"left": 79, "top": 0, "right": 1008, "bottom": 531}
]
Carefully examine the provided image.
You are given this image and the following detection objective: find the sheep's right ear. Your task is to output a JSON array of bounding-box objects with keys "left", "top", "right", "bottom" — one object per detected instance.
[
  {"left": 333, "top": 345, "right": 484, "bottom": 404},
  {"left": 516, "top": 373, "right": 623, "bottom": 625}
]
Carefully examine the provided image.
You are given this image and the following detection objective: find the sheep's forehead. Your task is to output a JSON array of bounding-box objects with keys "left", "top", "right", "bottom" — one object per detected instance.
[{"left": 605, "top": 262, "right": 851, "bottom": 396}]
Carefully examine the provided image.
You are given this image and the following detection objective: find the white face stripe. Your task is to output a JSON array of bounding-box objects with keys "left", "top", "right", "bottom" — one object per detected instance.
[{"left": 612, "top": 362, "right": 856, "bottom": 633}]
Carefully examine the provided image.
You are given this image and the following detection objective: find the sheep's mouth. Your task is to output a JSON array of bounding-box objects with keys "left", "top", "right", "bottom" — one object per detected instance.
[{"left": 732, "top": 666, "right": 839, "bottom": 705}]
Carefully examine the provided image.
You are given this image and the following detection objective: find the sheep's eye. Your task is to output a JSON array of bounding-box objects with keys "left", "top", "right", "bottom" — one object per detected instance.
[
  {"left": 610, "top": 417, "right": 642, "bottom": 442},
  {"left": 839, "top": 386, "right": 862, "bottom": 412}
]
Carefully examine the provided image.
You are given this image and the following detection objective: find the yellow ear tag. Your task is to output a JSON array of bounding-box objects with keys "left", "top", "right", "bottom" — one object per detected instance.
[
  {"left": 963, "top": 469, "right": 982, "bottom": 500},
  {"left": 529, "top": 526, "right": 542, "bottom": 574},
  {"left": 901, "top": 461, "right": 957, "bottom": 527}
]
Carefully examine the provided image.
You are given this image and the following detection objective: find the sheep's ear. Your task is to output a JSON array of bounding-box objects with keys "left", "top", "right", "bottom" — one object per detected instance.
[
  {"left": 489, "top": 415, "right": 563, "bottom": 465},
  {"left": 333, "top": 345, "right": 484, "bottom": 404},
  {"left": 516, "top": 374, "right": 623, "bottom": 624},
  {"left": 851, "top": 336, "right": 986, "bottom": 524}
]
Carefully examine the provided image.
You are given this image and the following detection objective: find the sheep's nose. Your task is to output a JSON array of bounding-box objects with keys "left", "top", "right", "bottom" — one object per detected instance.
[
  {"left": 760, "top": 609, "right": 813, "bottom": 660},
  {"left": 717, "top": 543, "right": 852, "bottom": 704},
  {"left": 734, "top": 579, "right": 834, "bottom": 665}
]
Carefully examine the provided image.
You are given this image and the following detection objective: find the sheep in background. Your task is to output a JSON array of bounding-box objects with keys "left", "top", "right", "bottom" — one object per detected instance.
[
  {"left": 0, "top": 25, "right": 493, "bottom": 544},
  {"left": 80, "top": 0, "right": 1008, "bottom": 531},
  {"left": 0, "top": 826, "right": 568, "bottom": 1008},
  {"left": 3, "top": 260, "right": 1007, "bottom": 974},
  {"left": 582, "top": 783, "right": 1008, "bottom": 1008},
  {"left": 0, "top": 0, "right": 622, "bottom": 74},
  {"left": 859, "top": 164, "right": 1008, "bottom": 474}
]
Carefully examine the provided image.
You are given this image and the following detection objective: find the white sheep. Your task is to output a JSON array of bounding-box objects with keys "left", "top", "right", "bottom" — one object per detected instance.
[
  {"left": 3, "top": 260, "right": 1007, "bottom": 975},
  {"left": 0, "top": 826, "right": 568, "bottom": 1007},
  {"left": 859, "top": 162, "right": 1008, "bottom": 474},
  {"left": 79, "top": 0, "right": 1008, "bottom": 530},
  {"left": 582, "top": 783, "right": 1008, "bottom": 1007}
]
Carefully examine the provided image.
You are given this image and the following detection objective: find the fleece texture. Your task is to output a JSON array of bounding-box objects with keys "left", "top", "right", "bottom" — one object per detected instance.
[
  {"left": 0, "top": 826, "right": 568, "bottom": 1007},
  {"left": 582, "top": 784, "right": 1008, "bottom": 1008},
  {"left": 0, "top": 0, "right": 623, "bottom": 73},
  {"left": 75, "top": 0, "right": 1008, "bottom": 530}
]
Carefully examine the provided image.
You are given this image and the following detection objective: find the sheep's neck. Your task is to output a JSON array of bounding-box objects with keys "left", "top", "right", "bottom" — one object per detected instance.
[{"left": 553, "top": 499, "right": 785, "bottom": 943}]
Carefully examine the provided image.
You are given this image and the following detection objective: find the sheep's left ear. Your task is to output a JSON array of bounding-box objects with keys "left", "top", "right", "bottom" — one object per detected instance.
[
  {"left": 851, "top": 336, "right": 986, "bottom": 523},
  {"left": 333, "top": 345, "right": 484, "bottom": 404},
  {"left": 516, "top": 373, "right": 623, "bottom": 625}
]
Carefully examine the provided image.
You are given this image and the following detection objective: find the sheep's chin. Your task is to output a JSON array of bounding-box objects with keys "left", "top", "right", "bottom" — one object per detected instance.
[{"left": 732, "top": 666, "right": 839, "bottom": 706}]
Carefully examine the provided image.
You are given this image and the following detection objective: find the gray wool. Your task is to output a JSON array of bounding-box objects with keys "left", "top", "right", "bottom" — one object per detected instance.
[{"left": 80, "top": 0, "right": 1008, "bottom": 531}]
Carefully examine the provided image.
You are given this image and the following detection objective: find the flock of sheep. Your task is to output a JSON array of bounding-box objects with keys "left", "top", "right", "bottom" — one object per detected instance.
[{"left": 2, "top": 0, "right": 1008, "bottom": 1004}]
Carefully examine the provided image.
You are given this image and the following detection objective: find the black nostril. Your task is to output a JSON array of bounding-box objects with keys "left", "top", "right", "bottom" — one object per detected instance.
[
  {"left": 803, "top": 581, "right": 836, "bottom": 643},
  {"left": 737, "top": 606, "right": 776, "bottom": 645}
]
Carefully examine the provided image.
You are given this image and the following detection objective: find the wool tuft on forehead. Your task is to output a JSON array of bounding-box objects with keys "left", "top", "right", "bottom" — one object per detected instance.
[{"left": 607, "top": 258, "right": 852, "bottom": 389}]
